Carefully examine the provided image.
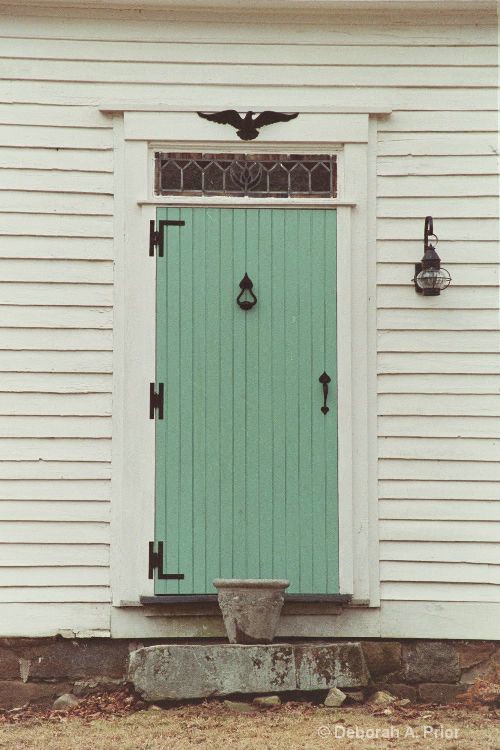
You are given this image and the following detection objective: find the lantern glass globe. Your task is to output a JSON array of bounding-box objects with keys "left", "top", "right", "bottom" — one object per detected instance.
[{"left": 416, "top": 267, "right": 451, "bottom": 294}]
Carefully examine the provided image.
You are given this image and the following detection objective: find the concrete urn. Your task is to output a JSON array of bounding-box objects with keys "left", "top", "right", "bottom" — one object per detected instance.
[{"left": 213, "top": 579, "right": 290, "bottom": 644}]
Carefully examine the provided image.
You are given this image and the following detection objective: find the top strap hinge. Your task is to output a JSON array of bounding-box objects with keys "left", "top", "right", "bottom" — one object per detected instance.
[{"left": 149, "top": 219, "right": 185, "bottom": 257}]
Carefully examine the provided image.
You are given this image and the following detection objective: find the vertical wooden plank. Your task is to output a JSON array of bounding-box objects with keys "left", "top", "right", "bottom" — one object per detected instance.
[
  {"left": 204, "top": 208, "right": 221, "bottom": 590},
  {"left": 178, "top": 208, "right": 194, "bottom": 593},
  {"left": 311, "top": 210, "right": 328, "bottom": 593},
  {"left": 271, "top": 210, "right": 287, "bottom": 580},
  {"left": 284, "top": 210, "right": 300, "bottom": 591},
  {"left": 232, "top": 209, "right": 247, "bottom": 578},
  {"left": 219, "top": 209, "right": 235, "bottom": 581},
  {"left": 298, "top": 209, "right": 314, "bottom": 592},
  {"left": 244, "top": 209, "right": 260, "bottom": 578},
  {"left": 164, "top": 206, "right": 182, "bottom": 593},
  {"left": 192, "top": 208, "right": 207, "bottom": 592},
  {"left": 154, "top": 207, "right": 167, "bottom": 595},
  {"left": 257, "top": 209, "right": 273, "bottom": 578},
  {"left": 325, "top": 209, "right": 339, "bottom": 592}
]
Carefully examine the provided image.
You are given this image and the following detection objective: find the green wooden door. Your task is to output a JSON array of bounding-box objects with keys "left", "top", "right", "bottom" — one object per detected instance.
[{"left": 155, "top": 207, "right": 338, "bottom": 594}]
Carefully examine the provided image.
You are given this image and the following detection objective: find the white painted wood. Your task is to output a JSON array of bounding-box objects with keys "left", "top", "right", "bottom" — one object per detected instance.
[
  {"left": 0, "top": 4, "right": 497, "bottom": 637},
  {"left": 0, "top": 567, "right": 109, "bottom": 586},
  {"left": 381, "top": 541, "right": 500, "bottom": 564},
  {"left": 380, "top": 561, "right": 500, "bottom": 584},
  {"left": 379, "top": 415, "right": 500, "bottom": 438},
  {"left": 380, "top": 520, "right": 500, "bottom": 542},
  {"left": 381, "top": 582, "right": 500, "bottom": 602},
  {"left": 0, "top": 603, "right": 110, "bottom": 637},
  {"left": 379, "top": 500, "right": 500, "bottom": 522},
  {"left": 0, "top": 544, "right": 109, "bottom": 567},
  {"left": 379, "top": 480, "right": 500, "bottom": 500}
]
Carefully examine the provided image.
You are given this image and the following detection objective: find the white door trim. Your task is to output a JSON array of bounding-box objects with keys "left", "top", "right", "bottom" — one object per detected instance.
[{"left": 109, "top": 109, "right": 380, "bottom": 635}]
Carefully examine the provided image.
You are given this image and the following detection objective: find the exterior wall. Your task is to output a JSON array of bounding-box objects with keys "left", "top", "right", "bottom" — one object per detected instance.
[{"left": 0, "top": 3, "right": 498, "bottom": 637}]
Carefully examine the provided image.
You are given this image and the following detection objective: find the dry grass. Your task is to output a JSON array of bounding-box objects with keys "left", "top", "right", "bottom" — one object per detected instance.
[{"left": 0, "top": 701, "right": 499, "bottom": 750}]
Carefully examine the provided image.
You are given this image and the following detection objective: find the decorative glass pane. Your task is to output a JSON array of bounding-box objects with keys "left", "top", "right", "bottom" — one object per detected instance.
[{"left": 155, "top": 153, "right": 337, "bottom": 198}]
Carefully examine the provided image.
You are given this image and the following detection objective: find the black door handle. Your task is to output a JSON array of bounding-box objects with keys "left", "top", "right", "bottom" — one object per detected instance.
[{"left": 319, "top": 371, "right": 331, "bottom": 414}]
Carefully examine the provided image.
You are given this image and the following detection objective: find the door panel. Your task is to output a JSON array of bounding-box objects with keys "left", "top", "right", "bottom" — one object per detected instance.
[{"left": 155, "top": 207, "right": 338, "bottom": 594}]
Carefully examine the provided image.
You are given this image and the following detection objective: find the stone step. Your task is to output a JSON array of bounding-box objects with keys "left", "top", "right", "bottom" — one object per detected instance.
[{"left": 128, "top": 642, "right": 368, "bottom": 701}]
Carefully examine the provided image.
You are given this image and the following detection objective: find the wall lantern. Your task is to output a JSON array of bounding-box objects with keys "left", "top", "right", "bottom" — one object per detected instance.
[{"left": 413, "top": 216, "right": 451, "bottom": 296}]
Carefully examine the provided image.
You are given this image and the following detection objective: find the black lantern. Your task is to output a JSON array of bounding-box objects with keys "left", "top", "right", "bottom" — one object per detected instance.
[{"left": 413, "top": 216, "right": 451, "bottom": 296}]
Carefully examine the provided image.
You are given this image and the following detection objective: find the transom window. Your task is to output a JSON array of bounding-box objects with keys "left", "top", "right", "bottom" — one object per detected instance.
[{"left": 154, "top": 152, "right": 337, "bottom": 198}]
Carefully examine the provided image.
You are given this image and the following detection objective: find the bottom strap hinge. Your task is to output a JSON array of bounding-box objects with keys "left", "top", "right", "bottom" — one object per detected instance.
[{"left": 148, "top": 542, "right": 184, "bottom": 580}]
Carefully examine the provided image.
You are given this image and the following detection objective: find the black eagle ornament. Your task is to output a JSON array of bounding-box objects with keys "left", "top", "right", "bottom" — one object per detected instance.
[{"left": 197, "top": 110, "right": 299, "bottom": 141}]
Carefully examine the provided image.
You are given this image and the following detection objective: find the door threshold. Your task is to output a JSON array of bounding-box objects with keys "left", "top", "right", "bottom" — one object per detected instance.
[{"left": 140, "top": 594, "right": 352, "bottom": 605}]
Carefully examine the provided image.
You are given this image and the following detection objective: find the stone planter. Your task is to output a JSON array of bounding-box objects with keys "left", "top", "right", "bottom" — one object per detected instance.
[{"left": 213, "top": 579, "right": 290, "bottom": 644}]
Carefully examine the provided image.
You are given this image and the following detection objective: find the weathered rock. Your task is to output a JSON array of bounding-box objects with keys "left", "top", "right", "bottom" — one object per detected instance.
[
  {"left": 403, "top": 642, "right": 460, "bottom": 684},
  {"left": 223, "top": 700, "right": 256, "bottom": 714},
  {"left": 458, "top": 642, "right": 496, "bottom": 670},
  {"left": 27, "top": 640, "right": 130, "bottom": 681},
  {"left": 324, "top": 687, "right": 347, "bottom": 707},
  {"left": 72, "top": 677, "right": 124, "bottom": 696},
  {"left": 361, "top": 642, "right": 401, "bottom": 679},
  {"left": 370, "top": 690, "right": 396, "bottom": 705},
  {"left": 345, "top": 690, "right": 365, "bottom": 703},
  {"left": 418, "top": 683, "right": 464, "bottom": 705},
  {"left": 295, "top": 643, "right": 369, "bottom": 690},
  {"left": 129, "top": 644, "right": 295, "bottom": 701},
  {"left": 253, "top": 695, "right": 281, "bottom": 707},
  {"left": 384, "top": 683, "right": 418, "bottom": 702},
  {"left": 0, "top": 647, "right": 20, "bottom": 680},
  {"left": 129, "top": 642, "right": 368, "bottom": 701},
  {"left": 0, "top": 681, "right": 72, "bottom": 710},
  {"left": 396, "top": 698, "right": 411, "bottom": 707},
  {"left": 52, "top": 693, "right": 80, "bottom": 711}
]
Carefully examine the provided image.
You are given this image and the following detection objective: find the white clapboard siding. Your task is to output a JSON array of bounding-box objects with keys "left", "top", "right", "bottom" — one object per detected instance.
[
  {"left": 0, "top": 587, "right": 111, "bottom": 603},
  {"left": 379, "top": 500, "right": 500, "bottom": 522},
  {"left": 381, "top": 541, "right": 500, "bottom": 564},
  {"left": 0, "top": 372, "right": 112, "bottom": 392},
  {"left": 379, "top": 480, "right": 500, "bottom": 501},
  {"left": 0, "top": 567, "right": 109, "bottom": 587},
  {"left": 0, "top": 501, "right": 110, "bottom": 521},
  {"left": 378, "top": 374, "right": 500, "bottom": 394},
  {"left": 0, "top": 148, "right": 112, "bottom": 172},
  {"left": 379, "top": 394, "right": 500, "bottom": 416},
  {"left": 380, "top": 582, "right": 499, "bottom": 602},
  {"left": 378, "top": 154, "right": 499, "bottom": 174},
  {"left": 0, "top": 307, "right": 113, "bottom": 329},
  {"left": 0, "top": 416, "right": 112, "bottom": 438},
  {"left": 380, "top": 561, "right": 500, "bottom": 585},
  {"left": 0, "top": 237, "right": 113, "bottom": 260},
  {"left": 0, "top": 462, "right": 111, "bottom": 480},
  {"left": 379, "top": 415, "right": 500, "bottom": 438},
  {"left": 0, "top": 544, "right": 109, "bottom": 566},
  {"left": 0, "top": 6, "right": 497, "bottom": 633}
]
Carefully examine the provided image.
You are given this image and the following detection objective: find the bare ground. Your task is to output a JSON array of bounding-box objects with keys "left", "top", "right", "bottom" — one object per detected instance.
[{"left": 1, "top": 701, "right": 499, "bottom": 750}]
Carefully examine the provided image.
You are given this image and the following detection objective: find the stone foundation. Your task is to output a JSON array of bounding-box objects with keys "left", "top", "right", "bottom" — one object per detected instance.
[{"left": 0, "top": 637, "right": 498, "bottom": 709}]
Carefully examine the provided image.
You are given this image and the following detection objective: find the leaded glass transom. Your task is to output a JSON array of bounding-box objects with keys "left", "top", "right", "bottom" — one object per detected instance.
[{"left": 154, "top": 153, "right": 337, "bottom": 198}]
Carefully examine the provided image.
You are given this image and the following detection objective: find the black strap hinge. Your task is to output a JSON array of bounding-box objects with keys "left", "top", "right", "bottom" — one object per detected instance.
[
  {"left": 149, "top": 382, "right": 164, "bottom": 419},
  {"left": 148, "top": 542, "right": 184, "bottom": 580},
  {"left": 149, "top": 219, "right": 185, "bottom": 257}
]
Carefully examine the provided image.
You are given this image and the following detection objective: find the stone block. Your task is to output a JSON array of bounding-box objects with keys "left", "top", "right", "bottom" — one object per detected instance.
[
  {"left": 361, "top": 642, "right": 401, "bottom": 679},
  {"left": 27, "top": 640, "right": 130, "bottom": 681},
  {"left": 295, "top": 643, "right": 369, "bottom": 690},
  {"left": 384, "top": 683, "right": 418, "bottom": 702},
  {"left": 129, "top": 642, "right": 368, "bottom": 701},
  {"left": 0, "top": 681, "right": 73, "bottom": 710},
  {"left": 129, "top": 644, "right": 295, "bottom": 701},
  {"left": 458, "top": 642, "right": 495, "bottom": 670},
  {"left": 403, "top": 641, "right": 460, "bottom": 684},
  {"left": 0, "top": 647, "right": 20, "bottom": 680},
  {"left": 418, "top": 683, "right": 465, "bottom": 705}
]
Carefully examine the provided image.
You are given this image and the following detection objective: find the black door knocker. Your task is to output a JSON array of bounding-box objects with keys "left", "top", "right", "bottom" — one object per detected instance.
[{"left": 236, "top": 273, "right": 257, "bottom": 310}]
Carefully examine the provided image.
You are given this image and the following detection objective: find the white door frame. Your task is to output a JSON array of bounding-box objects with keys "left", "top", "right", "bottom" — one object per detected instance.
[{"left": 105, "top": 105, "right": 385, "bottom": 636}]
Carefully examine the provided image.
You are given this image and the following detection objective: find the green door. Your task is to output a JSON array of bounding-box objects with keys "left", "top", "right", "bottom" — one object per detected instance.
[{"left": 154, "top": 207, "right": 338, "bottom": 594}]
